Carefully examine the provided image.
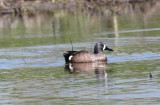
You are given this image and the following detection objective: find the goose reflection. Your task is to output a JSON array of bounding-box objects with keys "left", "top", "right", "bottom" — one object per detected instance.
[{"left": 64, "top": 62, "right": 107, "bottom": 81}]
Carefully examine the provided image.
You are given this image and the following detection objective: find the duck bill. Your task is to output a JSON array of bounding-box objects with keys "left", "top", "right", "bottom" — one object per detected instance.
[{"left": 105, "top": 47, "right": 113, "bottom": 51}]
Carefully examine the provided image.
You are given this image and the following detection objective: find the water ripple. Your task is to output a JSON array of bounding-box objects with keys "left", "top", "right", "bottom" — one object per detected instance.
[{"left": 0, "top": 44, "right": 159, "bottom": 69}]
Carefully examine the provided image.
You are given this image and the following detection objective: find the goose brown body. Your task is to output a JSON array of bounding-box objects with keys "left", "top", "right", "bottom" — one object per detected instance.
[{"left": 70, "top": 51, "right": 107, "bottom": 63}]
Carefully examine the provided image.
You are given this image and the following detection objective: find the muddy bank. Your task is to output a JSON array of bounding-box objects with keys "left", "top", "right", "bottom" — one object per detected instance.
[{"left": 0, "top": 0, "right": 159, "bottom": 15}]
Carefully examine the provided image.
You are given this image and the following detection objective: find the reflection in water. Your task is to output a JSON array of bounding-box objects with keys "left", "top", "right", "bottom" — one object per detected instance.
[
  {"left": 0, "top": 1, "right": 160, "bottom": 48},
  {"left": 113, "top": 14, "right": 119, "bottom": 53},
  {"left": 65, "top": 62, "right": 107, "bottom": 81}
]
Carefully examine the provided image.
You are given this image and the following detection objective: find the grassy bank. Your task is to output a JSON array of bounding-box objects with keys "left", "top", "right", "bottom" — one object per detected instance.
[{"left": 0, "top": 0, "right": 159, "bottom": 15}]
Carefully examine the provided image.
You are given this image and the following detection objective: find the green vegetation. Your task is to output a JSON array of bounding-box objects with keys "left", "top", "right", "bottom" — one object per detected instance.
[{"left": 0, "top": 0, "right": 158, "bottom": 15}]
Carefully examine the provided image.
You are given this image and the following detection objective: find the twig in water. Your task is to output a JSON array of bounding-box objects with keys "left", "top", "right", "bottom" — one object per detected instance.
[
  {"left": 23, "top": 58, "right": 27, "bottom": 64},
  {"left": 149, "top": 72, "right": 152, "bottom": 78},
  {"left": 148, "top": 66, "right": 152, "bottom": 78},
  {"left": 69, "top": 39, "right": 73, "bottom": 51}
]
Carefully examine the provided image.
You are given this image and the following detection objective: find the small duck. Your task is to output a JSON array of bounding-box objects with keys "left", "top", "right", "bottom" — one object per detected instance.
[{"left": 63, "top": 42, "right": 113, "bottom": 63}]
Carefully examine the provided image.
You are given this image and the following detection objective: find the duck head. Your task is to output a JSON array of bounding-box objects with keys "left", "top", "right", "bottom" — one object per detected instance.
[{"left": 94, "top": 42, "right": 113, "bottom": 54}]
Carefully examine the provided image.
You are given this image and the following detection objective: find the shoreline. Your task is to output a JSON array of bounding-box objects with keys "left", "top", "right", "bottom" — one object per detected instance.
[{"left": 0, "top": 0, "right": 158, "bottom": 15}]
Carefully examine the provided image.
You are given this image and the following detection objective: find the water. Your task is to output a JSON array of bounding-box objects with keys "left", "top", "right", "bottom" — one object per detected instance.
[{"left": 0, "top": 5, "right": 160, "bottom": 105}]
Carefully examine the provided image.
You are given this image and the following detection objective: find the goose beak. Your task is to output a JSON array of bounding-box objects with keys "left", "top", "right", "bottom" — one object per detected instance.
[{"left": 105, "top": 47, "right": 113, "bottom": 51}]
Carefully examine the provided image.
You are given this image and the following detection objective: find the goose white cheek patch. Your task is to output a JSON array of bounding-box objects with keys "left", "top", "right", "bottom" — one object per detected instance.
[
  {"left": 103, "top": 44, "right": 106, "bottom": 50},
  {"left": 69, "top": 55, "right": 73, "bottom": 61}
]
